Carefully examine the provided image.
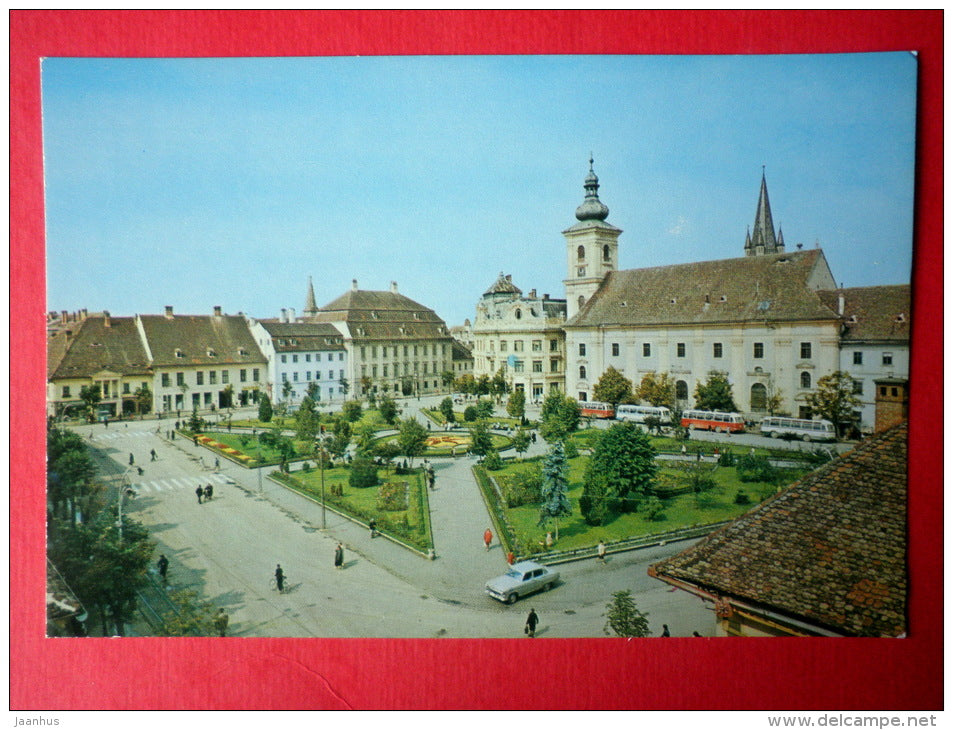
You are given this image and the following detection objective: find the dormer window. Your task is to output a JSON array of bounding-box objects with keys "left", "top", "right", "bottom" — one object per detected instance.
[
  {"left": 175, "top": 348, "right": 184, "bottom": 358},
  {"left": 719, "top": 295, "right": 727, "bottom": 302},
  {"left": 238, "top": 348, "right": 247, "bottom": 356},
  {"left": 670, "top": 298, "right": 677, "bottom": 304},
  {"left": 895, "top": 313, "right": 907, "bottom": 323},
  {"left": 207, "top": 348, "right": 216, "bottom": 357}
]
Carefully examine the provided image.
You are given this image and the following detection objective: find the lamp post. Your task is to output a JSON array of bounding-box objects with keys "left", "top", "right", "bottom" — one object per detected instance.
[{"left": 317, "top": 431, "right": 327, "bottom": 529}]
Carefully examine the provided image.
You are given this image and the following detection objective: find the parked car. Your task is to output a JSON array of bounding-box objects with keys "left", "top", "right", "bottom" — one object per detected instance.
[{"left": 485, "top": 560, "right": 560, "bottom": 604}]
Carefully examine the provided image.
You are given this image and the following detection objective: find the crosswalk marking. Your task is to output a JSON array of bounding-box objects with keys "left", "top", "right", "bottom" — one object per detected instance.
[{"left": 132, "top": 474, "right": 236, "bottom": 494}]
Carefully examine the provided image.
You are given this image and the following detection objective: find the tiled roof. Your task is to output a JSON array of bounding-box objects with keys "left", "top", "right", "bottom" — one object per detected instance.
[
  {"left": 651, "top": 422, "right": 907, "bottom": 637},
  {"left": 451, "top": 339, "right": 473, "bottom": 361},
  {"left": 816, "top": 285, "right": 911, "bottom": 343},
  {"left": 137, "top": 313, "right": 267, "bottom": 367},
  {"left": 314, "top": 289, "right": 451, "bottom": 342},
  {"left": 48, "top": 315, "right": 151, "bottom": 380},
  {"left": 483, "top": 272, "right": 523, "bottom": 297},
  {"left": 566, "top": 249, "right": 839, "bottom": 328},
  {"left": 258, "top": 321, "right": 346, "bottom": 352}
]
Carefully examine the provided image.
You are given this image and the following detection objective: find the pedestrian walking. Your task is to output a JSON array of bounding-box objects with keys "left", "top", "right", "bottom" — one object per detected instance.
[
  {"left": 137, "top": 466, "right": 144, "bottom": 476},
  {"left": 661, "top": 624, "right": 671, "bottom": 637},
  {"left": 204, "top": 484, "right": 213, "bottom": 501},
  {"left": 193, "top": 435, "right": 198, "bottom": 446},
  {"left": 150, "top": 448, "right": 157, "bottom": 461},
  {"left": 214, "top": 457, "right": 220, "bottom": 469},
  {"left": 525, "top": 608, "right": 539, "bottom": 638},
  {"left": 129, "top": 453, "right": 135, "bottom": 466},
  {"left": 483, "top": 528, "right": 493, "bottom": 551},
  {"left": 213, "top": 608, "right": 229, "bottom": 637},
  {"left": 334, "top": 543, "right": 344, "bottom": 569},
  {"left": 157, "top": 554, "right": 169, "bottom": 582},
  {"left": 195, "top": 486, "right": 204, "bottom": 504},
  {"left": 681, "top": 444, "right": 687, "bottom": 456},
  {"left": 597, "top": 540, "right": 606, "bottom": 563},
  {"left": 274, "top": 564, "right": 285, "bottom": 593},
  {"left": 369, "top": 519, "right": 377, "bottom": 538}
]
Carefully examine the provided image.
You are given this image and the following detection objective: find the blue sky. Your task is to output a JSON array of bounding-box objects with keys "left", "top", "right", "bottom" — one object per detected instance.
[{"left": 42, "top": 53, "right": 917, "bottom": 326}]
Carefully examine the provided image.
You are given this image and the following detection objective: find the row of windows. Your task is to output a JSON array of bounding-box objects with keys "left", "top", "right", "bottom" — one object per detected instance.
[
  {"left": 361, "top": 362, "right": 443, "bottom": 377},
  {"left": 279, "top": 352, "right": 344, "bottom": 364},
  {"left": 61, "top": 381, "right": 150, "bottom": 399},
  {"left": 161, "top": 369, "right": 260, "bottom": 388},
  {"left": 488, "top": 339, "right": 560, "bottom": 353},
  {"left": 281, "top": 370, "right": 344, "bottom": 382},
  {"left": 577, "top": 365, "right": 822, "bottom": 391},
  {"left": 576, "top": 244, "right": 612, "bottom": 262},
  {"left": 359, "top": 344, "right": 448, "bottom": 359},
  {"left": 597, "top": 341, "right": 816, "bottom": 359},
  {"left": 852, "top": 351, "right": 894, "bottom": 366},
  {"left": 485, "top": 357, "right": 562, "bottom": 373}
]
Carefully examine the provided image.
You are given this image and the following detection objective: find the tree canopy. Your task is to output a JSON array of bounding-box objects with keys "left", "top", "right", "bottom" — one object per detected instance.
[
  {"left": 538, "top": 440, "right": 572, "bottom": 539},
  {"left": 396, "top": 417, "right": 429, "bottom": 466},
  {"left": 603, "top": 590, "right": 650, "bottom": 638},
  {"left": 693, "top": 370, "right": 737, "bottom": 412},
  {"left": 258, "top": 392, "right": 273, "bottom": 423},
  {"left": 539, "top": 392, "right": 580, "bottom": 442},
  {"left": 636, "top": 371, "right": 677, "bottom": 409},
  {"left": 807, "top": 371, "right": 861, "bottom": 437},
  {"left": 584, "top": 422, "right": 658, "bottom": 512},
  {"left": 593, "top": 366, "right": 633, "bottom": 407},
  {"left": 506, "top": 389, "right": 526, "bottom": 422}
]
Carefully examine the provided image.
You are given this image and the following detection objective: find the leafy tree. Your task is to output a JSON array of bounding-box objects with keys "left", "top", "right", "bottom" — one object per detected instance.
[
  {"left": 341, "top": 400, "right": 363, "bottom": 422},
  {"left": 154, "top": 589, "right": 219, "bottom": 637},
  {"left": 636, "top": 371, "right": 677, "bottom": 409},
  {"left": 807, "top": 371, "right": 861, "bottom": 437},
  {"left": 736, "top": 453, "right": 777, "bottom": 483},
  {"left": 338, "top": 377, "right": 350, "bottom": 398},
  {"left": 463, "top": 405, "right": 478, "bottom": 422},
  {"left": 378, "top": 395, "right": 398, "bottom": 425},
  {"left": 327, "top": 418, "right": 352, "bottom": 462},
  {"left": 134, "top": 384, "right": 152, "bottom": 415},
  {"left": 506, "top": 389, "right": 526, "bottom": 423},
  {"left": 603, "top": 590, "right": 650, "bottom": 638},
  {"left": 538, "top": 440, "right": 572, "bottom": 540},
  {"left": 258, "top": 392, "right": 273, "bottom": 423},
  {"left": 693, "top": 370, "right": 737, "bottom": 412},
  {"left": 439, "top": 397, "right": 456, "bottom": 424},
  {"left": 306, "top": 381, "right": 320, "bottom": 401},
  {"left": 511, "top": 429, "right": 531, "bottom": 459},
  {"left": 354, "top": 422, "right": 378, "bottom": 456},
  {"left": 593, "top": 366, "right": 633, "bottom": 408},
  {"left": 454, "top": 373, "right": 476, "bottom": 395},
  {"left": 360, "top": 375, "right": 372, "bottom": 397},
  {"left": 79, "top": 384, "right": 102, "bottom": 421},
  {"left": 491, "top": 368, "right": 509, "bottom": 398},
  {"left": 48, "top": 510, "right": 154, "bottom": 636},
  {"left": 47, "top": 426, "right": 100, "bottom": 524},
  {"left": 585, "top": 422, "right": 658, "bottom": 512},
  {"left": 295, "top": 396, "right": 318, "bottom": 441},
  {"left": 765, "top": 386, "right": 784, "bottom": 416},
  {"left": 222, "top": 384, "right": 235, "bottom": 409},
  {"left": 468, "top": 421, "right": 494, "bottom": 457},
  {"left": 475, "top": 398, "right": 495, "bottom": 420},
  {"left": 349, "top": 457, "right": 379, "bottom": 489},
  {"left": 373, "top": 440, "right": 402, "bottom": 471},
  {"left": 281, "top": 379, "right": 293, "bottom": 403},
  {"left": 187, "top": 408, "right": 204, "bottom": 433},
  {"left": 579, "top": 471, "right": 611, "bottom": 526},
  {"left": 475, "top": 374, "right": 491, "bottom": 396},
  {"left": 539, "top": 392, "right": 580, "bottom": 442},
  {"left": 396, "top": 417, "right": 429, "bottom": 467},
  {"left": 482, "top": 449, "right": 503, "bottom": 470},
  {"left": 441, "top": 370, "right": 456, "bottom": 388}
]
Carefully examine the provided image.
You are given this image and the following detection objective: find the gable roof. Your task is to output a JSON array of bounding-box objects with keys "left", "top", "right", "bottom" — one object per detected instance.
[
  {"left": 48, "top": 315, "right": 151, "bottom": 380},
  {"left": 137, "top": 313, "right": 266, "bottom": 367},
  {"left": 816, "top": 285, "right": 911, "bottom": 343},
  {"left": 258, "top": 321, "right": 346, "bottom": 352},
  {"left": 566, "top": 248, "right": 840, "bottom": 328},
  {"left": 313, "top": 288, "right": 451, "bottom": 342},
  {"left": 651, "top": 422, "right": 907, "bottom": 637}
]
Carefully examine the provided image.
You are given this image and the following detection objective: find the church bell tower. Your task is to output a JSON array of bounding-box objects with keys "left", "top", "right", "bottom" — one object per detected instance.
[{"left": 563, "top": 158, "right": 622, "bottom": 318}]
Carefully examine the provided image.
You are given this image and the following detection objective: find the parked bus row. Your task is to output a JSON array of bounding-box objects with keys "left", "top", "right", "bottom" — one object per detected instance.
[{"left": 576, "top": 400, "right": 835, "bottom": 441}]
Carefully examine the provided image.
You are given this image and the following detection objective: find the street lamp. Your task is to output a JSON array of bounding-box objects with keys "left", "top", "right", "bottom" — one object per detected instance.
[{"left": 316, "top": 431, "right": 327, "bottom": 529}]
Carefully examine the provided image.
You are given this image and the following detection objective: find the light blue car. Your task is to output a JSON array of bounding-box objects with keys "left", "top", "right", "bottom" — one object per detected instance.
[{"left": 485, "top": 560, "right": 560, "bottom": 604}]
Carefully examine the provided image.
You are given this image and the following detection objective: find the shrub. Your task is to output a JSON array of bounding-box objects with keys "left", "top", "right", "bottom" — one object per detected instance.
[
  {"left": 376, "top": 481, "right": 408, "bottom": 511},
  {"left": 639, "top": 495, "right": 667, "bottom": 521},
  {"left": 718, "top": 451, "right": 736, "bottom": 466},
  {"left": 563, "top": 439, "right": 579, "bottom": 458},
  {"left": 301, "top": 462, "right": 311, "bottom": 473},
  {"left": 463, "top": 406, "right": 478, "bottom": 422},
  {"left": 499, "top": 468, "right": 542, "bottom": 508},
  {"left": 482, "top": 449, "right": 503, "bottom": 471},
  {"left": 737, "top": 454, "right": 777, "bottom": 483},
  {"left": 734, "top": 490, "right": 751, "bottom": 505},
  {"left": 348, "top": 457, "right": 379, "bottom": 489}
]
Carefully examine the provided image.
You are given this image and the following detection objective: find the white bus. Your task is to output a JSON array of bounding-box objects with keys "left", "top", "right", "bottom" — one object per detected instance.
[
  {"left": 615, "top": 404, "right": 672, "bottom": 425},
  {"left": 760, "top": 416, "right": 836, "bottom": 442}
]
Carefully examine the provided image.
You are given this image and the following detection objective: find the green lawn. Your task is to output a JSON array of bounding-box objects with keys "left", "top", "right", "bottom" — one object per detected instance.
[
  {"left": 481, "top": 455, "right": 809, "bottom": 555},
  {"left": 277, "top": 465, "right": 433, "bottom": 552},
  {"left": 195, "top": 431, "right": 313, "bottom": 466},
  {"left": 370, "top": 431, "right": 514, "bottom": 457}
]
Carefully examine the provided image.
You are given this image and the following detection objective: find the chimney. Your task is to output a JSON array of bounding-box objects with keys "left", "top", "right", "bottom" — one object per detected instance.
[
  {"left": 61, "top": 310, "right": 67, "bottom": 322},
  {"left": 165, "top": 305, "right": 174, "bottom": 319},
  {"left": 65, "top": 330, "right": 72, "bottom": 340},
  {"left": 543, "top": 293, "right": 550, "bottom": 300},
  {"left": 213, "top": 305, "right": 222, "bottom": 317},
  {"left": 352, "top": 279, "right": 359, "bottom": 291},
  {"left": 390, "top": 281, "right": 398, "bottom": 294},
  {"left": 289, "top": 308, "right": 296, "bottom": 321},
  {"left": 838, "top": 294, "right": 845, "bottom": 316},
  {"left": 281, "top": 308, "right": 287, "bottom": 322},
  {"left": 529, "top": 289, "right": 537, "bottom": 299},
  {"left": 103, "top": 310, "right": 111, "bottom": 327}
]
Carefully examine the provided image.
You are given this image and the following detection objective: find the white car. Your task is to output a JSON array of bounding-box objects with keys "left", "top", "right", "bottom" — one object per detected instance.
[{"left": 485, "top": 560, "right": 560, "bottom": 604}]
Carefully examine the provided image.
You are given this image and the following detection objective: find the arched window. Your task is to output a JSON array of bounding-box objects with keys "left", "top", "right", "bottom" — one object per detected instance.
[
  {"left": 515, "top": 309, "right": 522, "bottom": 320},
  {"left": 578, "top": 295, "right": 585, "bottom": 310},
  {"left": 603, "top": 244, "right": 610, "bottom": 261},
  {"left": 800, "top": 371, "right": 812, "bottom": 389},
  {"left": 750, "top": 383, "right": 767, "bottom": 412},
  {"left": 579, "top": 366, "right": 587, "bottom": 380},
  {"left": 577, "top": 245, "right": 586, "bottom": 261},
  {"left": 675, "top": 380, "right": 688, "bottom": 400}
]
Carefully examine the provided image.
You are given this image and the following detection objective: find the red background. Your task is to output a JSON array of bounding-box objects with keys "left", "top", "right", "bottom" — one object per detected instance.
[{"left": 10, "top": 10, "right": 943, "bottom": 710}]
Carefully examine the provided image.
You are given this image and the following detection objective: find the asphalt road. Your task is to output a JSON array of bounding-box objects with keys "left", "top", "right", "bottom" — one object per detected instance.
[{"left": 78, "top": 405, "right": 715, "bottom": 638}]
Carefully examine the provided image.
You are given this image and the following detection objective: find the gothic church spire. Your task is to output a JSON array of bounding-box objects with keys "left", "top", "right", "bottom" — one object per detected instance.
[
  {"left": 304, "top": 276, "right": 318, "bottom": 316},
  {"left": 745, "top": 169, "right": 784, "bottom": 256}
]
